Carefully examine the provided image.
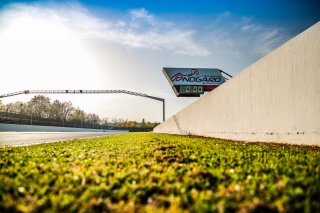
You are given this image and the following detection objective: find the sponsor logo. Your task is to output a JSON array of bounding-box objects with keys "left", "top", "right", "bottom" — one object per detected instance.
[{"left": 170, "top": 69, "right": 221, "bottom": 84}]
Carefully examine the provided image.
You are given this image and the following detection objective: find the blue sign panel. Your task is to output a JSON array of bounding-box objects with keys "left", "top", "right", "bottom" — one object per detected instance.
[{"left": 163, "top": 67, "right": 227, "bottom": 97}]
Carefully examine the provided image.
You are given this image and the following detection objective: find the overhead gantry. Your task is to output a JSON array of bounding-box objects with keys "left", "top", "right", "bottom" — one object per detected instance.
[{"left": 0, "top": 90, "right": 165, "bottom": 122}]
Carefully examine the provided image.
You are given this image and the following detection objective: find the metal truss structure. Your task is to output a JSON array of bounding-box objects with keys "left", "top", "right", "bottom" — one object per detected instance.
[{"left": 0, "top": 90, "right": 165, "bottom": 121}]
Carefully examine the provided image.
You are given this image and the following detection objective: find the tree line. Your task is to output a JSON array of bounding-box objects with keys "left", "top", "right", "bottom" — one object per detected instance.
[{"left": 0, "top": 96, "right": 159, "bottom": 128}]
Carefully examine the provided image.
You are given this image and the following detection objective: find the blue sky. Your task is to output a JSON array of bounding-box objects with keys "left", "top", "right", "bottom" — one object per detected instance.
[
  {"left": 1, "top": 0, "right": 319, "bottom": 28},
  {"left": 0, "top": 0, "right": 319, "bottom": 121},
  {"left": 69, "top": 0, "right": 320, "bottom": 17}
]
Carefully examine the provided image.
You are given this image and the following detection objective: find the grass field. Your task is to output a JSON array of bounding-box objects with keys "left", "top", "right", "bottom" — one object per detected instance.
[{"left": 0, "top": 133, "right": 319, "bottom": 212}]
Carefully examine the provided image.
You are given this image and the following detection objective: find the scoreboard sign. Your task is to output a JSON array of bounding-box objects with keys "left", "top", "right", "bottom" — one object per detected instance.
[{"left": 163, "top": 67, "right": 226, "bottom": 97}]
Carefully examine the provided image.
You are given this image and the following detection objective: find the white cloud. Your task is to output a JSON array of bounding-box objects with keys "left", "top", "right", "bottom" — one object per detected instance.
[
  {"left": 251, "top": 28, "right": 285, "bottom": 54},
  {"left": 0, "top": 3, "right": 209, "bottom": 56},
  {"left": 0, "top": 3, "right": 289, "bottom": 62},
  {"left": 233, "top": 17, "right": 287, "bottom": 54},
  {"left": 129, "top": 8, "right": 156, "bottom": 26},
  {"left": 216, "top": 11, "right": 231, "bottom": 21},
  {"left": 205, "top": 14, "right": 290, "bottom": 58}
]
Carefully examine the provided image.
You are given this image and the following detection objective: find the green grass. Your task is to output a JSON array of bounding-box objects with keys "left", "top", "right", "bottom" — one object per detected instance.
[{"left": 0, "top": 133, "right": 319, "bottom": 212}]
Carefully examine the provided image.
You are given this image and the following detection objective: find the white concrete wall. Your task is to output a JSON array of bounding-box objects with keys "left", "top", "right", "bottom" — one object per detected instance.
[{"left": 155, "top": 22, "right": 320, "bottom": 146}]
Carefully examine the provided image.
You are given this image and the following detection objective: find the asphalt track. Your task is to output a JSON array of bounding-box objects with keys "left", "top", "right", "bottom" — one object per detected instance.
[{"left": 0, "top": 131, "right": 127, "bottom": 147}]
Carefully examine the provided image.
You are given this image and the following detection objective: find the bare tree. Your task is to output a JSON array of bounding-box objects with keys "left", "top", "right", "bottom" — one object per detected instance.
[
  {"left": 0, "top": 100, "right": 4, "bottom": 112},
  {"left": 11, "top": 102, "right": 27, "bottom": 114},
  {"left": 101, "top": 117, "right": 109, "bottom": 128},
  {"left": 61, "top": 101, "right": 74, "bottom": 124},
  {"left": 86, "top": 113, "right": 100, "bottom": 128},
  {"left": 48, "top": 100, "right": 64, "bottom": 120},
  {"left": 69, "top": 108, "right": 86, "bottom": 122},
  {"left": 4, "top": 103, "right": 13, "bottom": 122},
  {"left": 11, "top": 102, "right": 27, "bottom": 123},
  {"left": 47, "top": 100, "right": 74, "bottom": 126},
  {"left": 28, "top": 95, "right": 51, "bottom": 118},
  {"left": 69, "top": 108, "right": 86, "bottom": 127}
]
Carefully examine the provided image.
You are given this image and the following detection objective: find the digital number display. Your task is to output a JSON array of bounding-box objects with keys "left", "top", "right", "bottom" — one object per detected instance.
[{"left": 178, "top": 85, "right": 204, "bottom": 95}]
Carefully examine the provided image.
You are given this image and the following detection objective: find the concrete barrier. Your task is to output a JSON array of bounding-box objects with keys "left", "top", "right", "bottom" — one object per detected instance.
[
  {"left": 154, "top": 22, "right": 320, "bottom": 146},
  {"left": 0, "top": 123, "right": 124, "bottom": 133}
]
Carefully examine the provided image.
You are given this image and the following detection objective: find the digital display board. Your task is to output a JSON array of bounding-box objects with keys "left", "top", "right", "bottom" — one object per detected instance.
[
  {"left": 179, "top": 85, "right": 204, "bottom": 95},
  {"left": 163, "top": 67, "right": 227, "bottom": 97}
]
